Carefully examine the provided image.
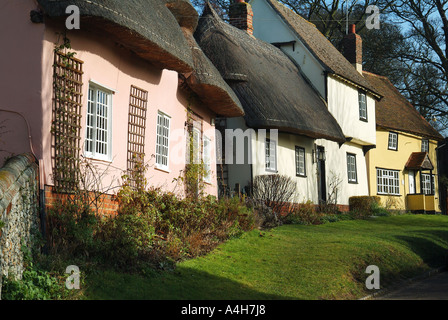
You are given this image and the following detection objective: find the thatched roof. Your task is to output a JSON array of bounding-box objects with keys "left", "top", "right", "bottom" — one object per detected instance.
[
  {"left": 164, "top": 0, "right": 198, "bottom": 31},
  {"left": 37, "top": 0, "right": 194, "bottom": 73},
  {"left": 264, "top": 0, "right": 380, "bottom": 98},
  {"left": 182, "top": 29, "right": 244, "bottom": 117},
  {"left": 363, "top": 71, "right": 443, "bottom": 141},
  {"left": 195, "top": 3, "right": 346, "bottom": 143}
]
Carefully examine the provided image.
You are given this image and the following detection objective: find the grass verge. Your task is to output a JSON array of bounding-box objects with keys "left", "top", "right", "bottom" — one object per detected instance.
[{"left": 84, "top": 214, "right": 448, "bottom": 300}]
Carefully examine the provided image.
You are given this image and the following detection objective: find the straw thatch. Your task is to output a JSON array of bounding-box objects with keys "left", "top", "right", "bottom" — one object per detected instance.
[
  {"left": 264, "top": 0, "right": 380, "bottom": 98},
  {"left": 182, "top": 29, "right": 244, "bottom": 117},
  {"left": 164, "top": 0, "right": 198, "bottom": 31},
  {"left": 37, "top": 0, "right": 194, "bottom": 73},
  {"left": 194, "top": 3, "right": 346, "bottom": 143}
]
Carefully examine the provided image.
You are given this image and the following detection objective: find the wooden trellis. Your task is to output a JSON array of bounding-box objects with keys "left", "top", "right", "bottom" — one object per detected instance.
[
  {"left": 127, "top": 85, "right": 148, "bottom": 187},
  {"left": 52, "top": 51, "right": 83, "bottom": 193}
]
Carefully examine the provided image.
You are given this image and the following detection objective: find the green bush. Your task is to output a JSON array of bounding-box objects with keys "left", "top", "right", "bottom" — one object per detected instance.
[
  {"left": 282, "top": 201, "right": 323, "bottom": 225},
  {"left": 349, "top": 196, "right": 381, "bottom": 213},
  {"left": 46, "top": 199, "right": 98, "bottom": 258},
  {"left": 94, "top": 213, "right": 157, "bottom": 270},
  {"left": 1, "top": 266, "right": 63, "bottom": 300}
]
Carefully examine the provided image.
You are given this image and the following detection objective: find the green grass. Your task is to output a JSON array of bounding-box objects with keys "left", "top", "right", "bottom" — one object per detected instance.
[{"left": 84, "top": 214, "right": 448, "bottom": 300}]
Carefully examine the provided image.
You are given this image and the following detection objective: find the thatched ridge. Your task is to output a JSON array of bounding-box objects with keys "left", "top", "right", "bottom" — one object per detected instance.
[
  {"left": 183, "top": 29, "right": 244, "bottom": 117},
  {"left": 164, "top": 0, "right": 198, "bottom": 31},
  {"left": 195, "top": 3, "right": 346, "bottom": 143},
  {"left": 37, "top": 0, "right": 194, "bottom": 73}
]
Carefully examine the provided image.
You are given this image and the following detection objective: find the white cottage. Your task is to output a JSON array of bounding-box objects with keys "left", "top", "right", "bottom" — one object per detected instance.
[
  {"left": 195, "top": 2, "right": 355, "bottom": 209},
  {"left": 249, "top": 0, "right": 382, "bottom": 207}
]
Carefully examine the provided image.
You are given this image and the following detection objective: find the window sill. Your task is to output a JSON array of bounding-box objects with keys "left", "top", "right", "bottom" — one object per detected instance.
[
  {"left": 82, "top": 154, "right": 112, "bottom": 164},
  {"left": 154, "top": 166, "right": 170, "bottom": 174},
  {"left": 265, "top": 169, "right": 278, "bottom": 174},
  {"left": 348, "top": 181, "right": 358, "bottom": 184},
  {"left": 296, "top": 174, "right": 307, "bottom": 178}
]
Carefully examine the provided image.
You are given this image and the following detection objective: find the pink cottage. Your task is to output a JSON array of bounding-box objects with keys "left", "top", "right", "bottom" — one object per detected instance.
[{"left": 0, "top": 0, "right": 243, "bottom": 212}]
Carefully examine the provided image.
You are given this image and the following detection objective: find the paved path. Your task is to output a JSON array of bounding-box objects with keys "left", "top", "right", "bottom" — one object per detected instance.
[{"left": 376, "top": 271, "right": 448, "bottom": 300}]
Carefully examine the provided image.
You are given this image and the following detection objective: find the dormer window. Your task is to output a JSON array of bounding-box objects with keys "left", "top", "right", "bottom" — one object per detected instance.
[{"left": 358, "top": 91, "right": 367, "bottom": 121}]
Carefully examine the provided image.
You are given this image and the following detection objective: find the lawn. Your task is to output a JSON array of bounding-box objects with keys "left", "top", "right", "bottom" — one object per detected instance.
[{"left": 85, "top": 214, "right": 448, "bottom": 300}]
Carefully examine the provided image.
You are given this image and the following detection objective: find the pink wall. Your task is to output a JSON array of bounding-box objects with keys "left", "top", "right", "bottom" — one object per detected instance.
[
  {"left": 0, "top": 0, "right": 45, "bottom": 165},
  {"left": 41, "top": 22, "right": 218, "bottom": 197},
  {"left": 1, "top": 0, "right": 218, "bottom": 197}
]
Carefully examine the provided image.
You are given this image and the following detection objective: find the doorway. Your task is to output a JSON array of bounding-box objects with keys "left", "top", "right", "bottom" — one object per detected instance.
[{"left": 317, "top": 146, "right": 326, "bottom": 204}]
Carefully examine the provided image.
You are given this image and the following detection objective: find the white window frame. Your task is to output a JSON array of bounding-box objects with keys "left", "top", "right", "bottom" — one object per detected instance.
[
  {"left": 203, "top": 135, "right": 212, "bottom": 184},
  {"left": 265, "top": 138, "right": 277, "bottom": 172},
  {"left": 295, "top": 146, "right": 306, "bottom": 177},
  {"left": 421, "top": 173, "right": 435, "bottom": 195},
  {"left": 359, "top": 91, "right": 367, "bottom": 121},
  {"left": 388, "top": 132, "right": 398, "bottom": 151},
  {"left": 421, "top": 139, "right": 429, "bottom": 153},
  {"left": 85, "top": 83, "right": 113, "bottom": 161},
  {"left": 155, "top": 111, "right": 171, "bottom": 171},
  {"left": 377, "top": 168, "right": 400, "bottom": 195},
  {"left": 347, "top": 153, "right": 358, "bottom": 183}
]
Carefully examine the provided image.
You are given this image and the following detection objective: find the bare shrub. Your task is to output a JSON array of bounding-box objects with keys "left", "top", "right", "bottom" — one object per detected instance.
[{"left": 251, "top": 174, "right": 297, "bottom": 214}]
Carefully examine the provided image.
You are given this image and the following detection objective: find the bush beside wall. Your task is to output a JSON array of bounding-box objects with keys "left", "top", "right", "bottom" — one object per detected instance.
[{"left": 349, "top": 196, "right": 381, "bottom": 213}]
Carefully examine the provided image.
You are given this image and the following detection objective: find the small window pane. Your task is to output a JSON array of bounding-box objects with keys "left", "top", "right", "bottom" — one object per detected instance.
[
  {"left": 388, "top": 132, "right": 398, "bottom": 150},
  {"left": 156, "top": 112, "right": 170, "bottom": 169}
]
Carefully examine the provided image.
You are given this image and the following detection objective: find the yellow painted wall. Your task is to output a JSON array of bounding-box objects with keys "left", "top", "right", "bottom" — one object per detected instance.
[{"left": 366, "top": 128, "right": 440, "bottom": 212}]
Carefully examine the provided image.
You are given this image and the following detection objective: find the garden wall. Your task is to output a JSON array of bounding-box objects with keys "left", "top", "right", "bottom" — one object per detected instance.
[{"left": 0, "top": 153, "right": 40, "bottom": 299}]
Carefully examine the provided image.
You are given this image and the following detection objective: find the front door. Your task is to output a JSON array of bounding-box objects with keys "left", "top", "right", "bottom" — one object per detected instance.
[
  {"left": 317, "top": 146, "right": 326, "bottom": 204},
  {"left": 409, "top": 170, "right": 416, "bottom": 194}
]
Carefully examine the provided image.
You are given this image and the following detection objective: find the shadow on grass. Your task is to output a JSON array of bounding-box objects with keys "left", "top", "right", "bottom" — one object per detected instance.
[
  {"left": 395, "top": 230, "right": 448, "bottom": 268},
  {"left": 85, "top": 266, "right": 297, "bottom": 300}
]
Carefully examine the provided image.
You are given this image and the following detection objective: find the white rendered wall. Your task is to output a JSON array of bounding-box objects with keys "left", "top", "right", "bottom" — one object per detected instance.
[{"left": 327, "top": 76, "right": 376, "bottom": 146}]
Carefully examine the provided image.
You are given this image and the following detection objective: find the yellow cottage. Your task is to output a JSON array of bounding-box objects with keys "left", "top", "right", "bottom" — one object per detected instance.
[{"left": 363, "top": 71, "right": 444, "bottom": 213}]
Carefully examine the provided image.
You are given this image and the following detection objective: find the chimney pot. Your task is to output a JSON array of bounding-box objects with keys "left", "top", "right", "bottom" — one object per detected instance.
[{"left": 349, "top": 24, "right": 356, "bottom": 34}]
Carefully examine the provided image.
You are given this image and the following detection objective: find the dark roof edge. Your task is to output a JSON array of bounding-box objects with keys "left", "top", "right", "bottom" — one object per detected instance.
[{"left": 377, "top": 125, "right": 444, "bottom": 142}]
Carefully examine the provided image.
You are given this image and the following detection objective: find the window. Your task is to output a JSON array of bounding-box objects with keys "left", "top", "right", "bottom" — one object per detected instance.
[
  {"left": 192, "top": 127, "right": 201, "bottom": 164},
  {"left": 421, "top": 173, "right": 435, "bottom": 195},
  {"left": 388, "top": 132, "right": 398, "bottom": 150},
  {"left": 155, "top": 111, "right": 171, "bottom": 170},
  {"left": 203, "top": 136, "right": 212, "bottom": 183},
  {"left": 265, "top": 139, "right": 277, "bottom": 172},
  {"left": 377, "top": 168, "right": 400, "bottom": 195},
  {"left": 85, "top": 84, "right": 113, "bottom": 161},
  {"left": 295, "top": 146, "right": 306, "bottom": 177},
  {"left": 421, "top": 139, "right": 429, "bottom": 152},
  {"left": 359, "top": 91, "right": 367, "bottom": 121},
  {"left": 347, "top": 153, "right": 357, "bottom": 183}
]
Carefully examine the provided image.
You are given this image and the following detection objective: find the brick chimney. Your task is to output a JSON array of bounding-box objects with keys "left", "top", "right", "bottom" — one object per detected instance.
[
  {"left": 229, "top": 0, "right": 253, "bottom": 35},
  {"left": 342, "top": 24, "right": 362, "bottom": 73}
]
